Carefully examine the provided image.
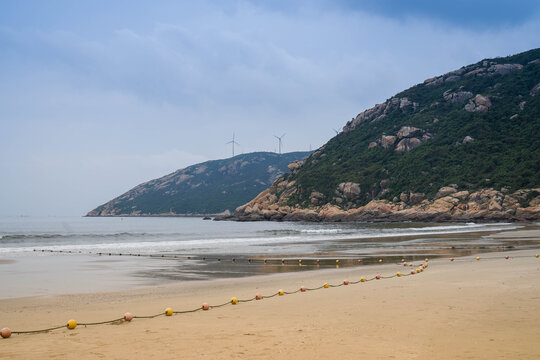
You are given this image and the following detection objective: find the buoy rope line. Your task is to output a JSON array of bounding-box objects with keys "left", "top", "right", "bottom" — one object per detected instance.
[
  {"left": 2, "top": 253, "right": 537, "bottom": 339},
  {"left": 1, "top": 266, "right": 427, "bottom": 338}
]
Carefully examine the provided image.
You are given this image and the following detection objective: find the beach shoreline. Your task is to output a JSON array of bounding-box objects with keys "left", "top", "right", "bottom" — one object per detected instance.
[{"left": 1, "top": 233, "right": 539, "bottom": 359}]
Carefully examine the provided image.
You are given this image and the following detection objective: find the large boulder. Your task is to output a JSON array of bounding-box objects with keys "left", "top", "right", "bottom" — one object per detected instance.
[
  {"left": 336, "top": 182, "right": 361, "bottom": 200},
  {"left": 464, "top": 94, "right": 492, "bottom": 112},
  {"left": 395, "top": 137, "right": 422, "bottom": 152}
]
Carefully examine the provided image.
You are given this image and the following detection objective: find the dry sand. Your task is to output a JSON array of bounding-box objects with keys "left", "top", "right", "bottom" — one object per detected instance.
[{"left": 1, "top": 247, "right": 540, "bottom": 359}]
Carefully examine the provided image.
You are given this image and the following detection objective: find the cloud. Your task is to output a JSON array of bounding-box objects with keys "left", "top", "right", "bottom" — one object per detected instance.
[{"left": 1, "top": 1, "right": 539, "bottom": 215}]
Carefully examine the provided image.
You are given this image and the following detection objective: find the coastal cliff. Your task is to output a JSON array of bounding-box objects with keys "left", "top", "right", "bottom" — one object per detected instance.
[{"left": 226, "top": 49, "right": 540, "bottom": 222}]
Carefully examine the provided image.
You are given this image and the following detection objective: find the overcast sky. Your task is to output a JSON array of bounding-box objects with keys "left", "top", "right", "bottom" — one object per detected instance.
[{"left": 1, "top": 0, "right": 539, "bottom": 216}]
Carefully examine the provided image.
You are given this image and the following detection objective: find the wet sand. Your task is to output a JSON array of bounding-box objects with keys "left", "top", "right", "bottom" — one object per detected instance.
[{"left": 1, "top": 244, "right": 539, "bottom": 359}]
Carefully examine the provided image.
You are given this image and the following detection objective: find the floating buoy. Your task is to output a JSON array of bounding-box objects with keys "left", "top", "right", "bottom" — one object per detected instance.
[
  {"left": 231, "top": 297, "right": 238, "bottom": 305},
  {"left": 298, "top": 259, "right": 302, "bottom": 264},
  {"left": 300, "top": 286, "right": 306, "bottom": 292},
  {"left": 378, "top": 259, "right": 382, "bottom": 263},
  {"left": 411, "top": 270, "right": 415, "bottom": 275},
  {"left": 1, "top": 328, "right": 11, "bottom": 339},
  {"left": 263, "top": 259, "right": 267, "bottom": 264},
  {"left": 316, "top": 259, "right": 320, "bottom": 265},
  {"left": 343, "top": 280, "right": 349, "bottom": 285},
  {"left": 423, "top": 264, "right": 427, "bottom": 269},
  {"left": 416, "top": 268, "right": 421, "bottom": 273},
  {"left": 324, "top": 283, "right": 329, "bottom": 288},
  {"left": 425, "top": 258, "right": 429, "bottom": 262},
  {"left": 232, "top": 258, "right": 235, "bottom": 262},
  {"left": 165, "top": 308, "right": 173, "bottom": 316},
  {"left": 396, "top": 271, "right": 402, "bottom": 277},
  {"left": 357, "top": 259, "right": 362, "bottom": 264},
  {"left": 202, "top": 303, "right": 210, "bottom": 311},
  {"left": 278, "top": 289, "right": 284, "bottom": 296},
  {"left": 247, "top": 258, "right": 251, "bottom": 263},
  {"left": 124, "top": 312, "right": 133, "bottom": 321},
  {"left": 375, "top": 274, "right": 381, "bottom": 280},
  {"left": 409, "top": 263, "right": 413, "bottom": 267},
  {"left": 281, "top": 259, "right": 285, "bottom": 264},
  {"left": 505, "top": 256, "right": 509, "bottom": 259},
  {"left": 476, "top": 257, "right": 480, "bottom": 261},
  {"left": 336, "top": 259, "right": 340, "bottom": 264},
  {"left": 403, "top": 262, "right": 407, "bottom": 266},
  {"left": 450, "top": 258, "right": 454, "bottom": 261},
  {"left": 536, "top": 254, "right": 539, "bottom": 258},
  {"left": 255, "top": 293, "right": 262, "bottom": 300},
  {"left": 401, "top": 258, "right": 405, "bottom": 263},
  {"left": 67, "top": 319, "right": 77, "bottom": 329},
  {"left": 360, "top": 276, "right": 366, "bottom": 282}
]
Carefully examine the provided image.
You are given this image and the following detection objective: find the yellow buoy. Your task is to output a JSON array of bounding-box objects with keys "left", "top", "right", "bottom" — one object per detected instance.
[
  {"left": 396, "top": 272, "right": 402, "bottom": 277},
  {"left": 425, "top": 258, "right": 429, "bottom": 262},
  {"left": 165, "top": 308, "right": 173, "bottom": 316},
  {"left": 416, "top": 268, "right": 421, "bottom": 273},
  {"left": 67, "top": 319, "right": 77, "bottom": 329},
  {"left": 360, "top": 277, "right": 366, "bottom": 283},
  {"left": 336, "top": 259, "right": 340, "bottom": 264},
  {"left": 409, "top": 263, "right": 413, "bottom": 267},
  {"left": 231, "top": 297, "right": 238, "bottom": 305},
  {"left": 476, "top": 257, "right": 480, "bottom": 261},
  {"left": 278, "top": 289, "right": 284, "bottom": 296},
  {"left": 324, "top": 283, "right": 329, "bottom": 288},
  {"left": 378, "top": 259, "right": 382, "bottom": 263},
  {"left": 298, "top": 259, "right": 302, "bottom": 264},
  {"left": 536, "top": 254, "right": 539, "bottom": 258}
]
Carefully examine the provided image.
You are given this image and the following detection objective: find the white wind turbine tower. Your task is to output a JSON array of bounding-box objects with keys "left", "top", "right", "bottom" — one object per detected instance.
[
  {"left": 274, "top": 133, "right": 285, "bottom": 155},
  {"left": 227, "top": 132, "right": 239, "bottom": 157}
]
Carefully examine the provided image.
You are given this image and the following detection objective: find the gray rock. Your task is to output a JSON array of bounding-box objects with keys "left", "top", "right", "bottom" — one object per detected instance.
[
  {"left": 396, "top": 126, "right": 422, "bottom": 139},
  {"left": 443, "top": 90, "right": 473, "bottom": 103},
  {"left": 445, "top": 75, "right": 461, "bottom": 83},
  {"left": 395, "top": 137, "right": 422, "bottom": 152},
  {"left": 462, "top": 136, "right": 474, "bottom": 144},
  {"left": 465, "top": 94, "right": 492, "bottom": 112},
  {"left": 336, "top": 182, "right": 361, "bottom": 200},
  {"left": 409, "top": 193, "right": 425, "bottom": 204},
  {"left": 487, "top": 63, "right": 523, "bottom": 76},
  {"left": 381, "top": 135, "right": 397, "bottom": 148},
  {"left": 530, "top": 82, "right": 540, "bottom": 96}
]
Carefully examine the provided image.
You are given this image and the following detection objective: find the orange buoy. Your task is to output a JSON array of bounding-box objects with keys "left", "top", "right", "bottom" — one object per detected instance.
[
  {"left": 67, "top": 319, "right": 77, "bottom": 329},
  {"left": 323, "top": 283, "right": 329, "bottom": 288},
  {"left": 401, "top": 258, "right": 405, "bottom": 263},
  {"left": 202, "top": 303, "right": 210, "bottom": 311},
  {"left": 255, "top": 293, "right": 262, "bottom": 300},
  {"left": 403, "top": 262, "right": 407, "bottom": 266},
  {"left": 231, "top": 297, "right": 238, "bottom": 305},
  {"left": 1, "top": 328, "right": 11, "bottom": 339},
  {"left": 343, "top": 280, "right": 349, "bottom": 285},
  {"left": 375, "top": 274, "right": 381, "bottom": 280},
  {"left": 165, "top": 308, "right": 173, "bottom": 316},
  {"left": 360, "top": 276, "right": 366, "bottom": 283},
  {"left": 300, "top": 286, "right": 307, "bottom": 292},
  {"left": 124, "top": 312, "right": 133, "bottom": 321},
  {"left": 505, "top": 255, "right": 509, "bottom": 259},
  {"left": 411, "top": 270, "right": 415, "bottom": 275}
]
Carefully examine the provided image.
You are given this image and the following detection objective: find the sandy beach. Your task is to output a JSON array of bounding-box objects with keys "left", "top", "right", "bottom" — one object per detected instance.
[{"left": 1, "top": 230, "right": 540, "bottom": 359}]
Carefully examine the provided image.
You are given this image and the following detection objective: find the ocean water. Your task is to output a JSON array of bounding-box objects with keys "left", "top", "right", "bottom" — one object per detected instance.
[{"left": 0, "top": 216, "right": 537, "bottom": 298}]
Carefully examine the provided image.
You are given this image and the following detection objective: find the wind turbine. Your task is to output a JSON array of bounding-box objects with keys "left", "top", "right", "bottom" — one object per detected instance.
[
  {"left": 274, "top": 133, "right": 285, "bottom": 155},
  {"left": 227, "top": 132, "right": 239, "bottom": 157}
]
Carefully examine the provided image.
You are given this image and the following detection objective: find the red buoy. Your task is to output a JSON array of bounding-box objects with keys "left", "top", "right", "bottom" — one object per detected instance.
[
  {"left": 202, "top": 303, "right": 210, "bottom": 311},
  {"left": 1, "top": 328, "right": 11, "bottom": 339},
  {"left": 255, "top": 293, "right": 262, "bottom": 300},
  {"left": 343, "top": 280, "right": 349, "bottom": 285},
  {"left": 300, "top": 286, "right": 307, "bottom": 292},
  {"left": 375, "top": 274, "right": 381, "bottom": 280},
  {"left": 124, "top": 312, "right": 133, "bottom": 321}
]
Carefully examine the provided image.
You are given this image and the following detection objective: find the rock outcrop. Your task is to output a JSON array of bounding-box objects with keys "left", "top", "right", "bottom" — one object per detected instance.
[{"left": 226, "top": 184, "right": 540, "bottom": 222}]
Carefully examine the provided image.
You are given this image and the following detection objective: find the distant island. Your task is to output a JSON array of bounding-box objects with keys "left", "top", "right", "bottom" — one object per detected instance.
[
  {"left": 87, "top": 151, "right": 310, "bottom": 216},
  {"left": 227, "top": 48, "right": 540, "bottom": 222}
]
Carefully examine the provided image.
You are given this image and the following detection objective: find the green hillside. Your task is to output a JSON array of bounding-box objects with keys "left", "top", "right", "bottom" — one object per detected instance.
[
  {"left": 87, "top": 151, "right": 310, "bottom": 216},
  {"left": 244, "top": 49, "right": 540, "bottom": 212}
]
